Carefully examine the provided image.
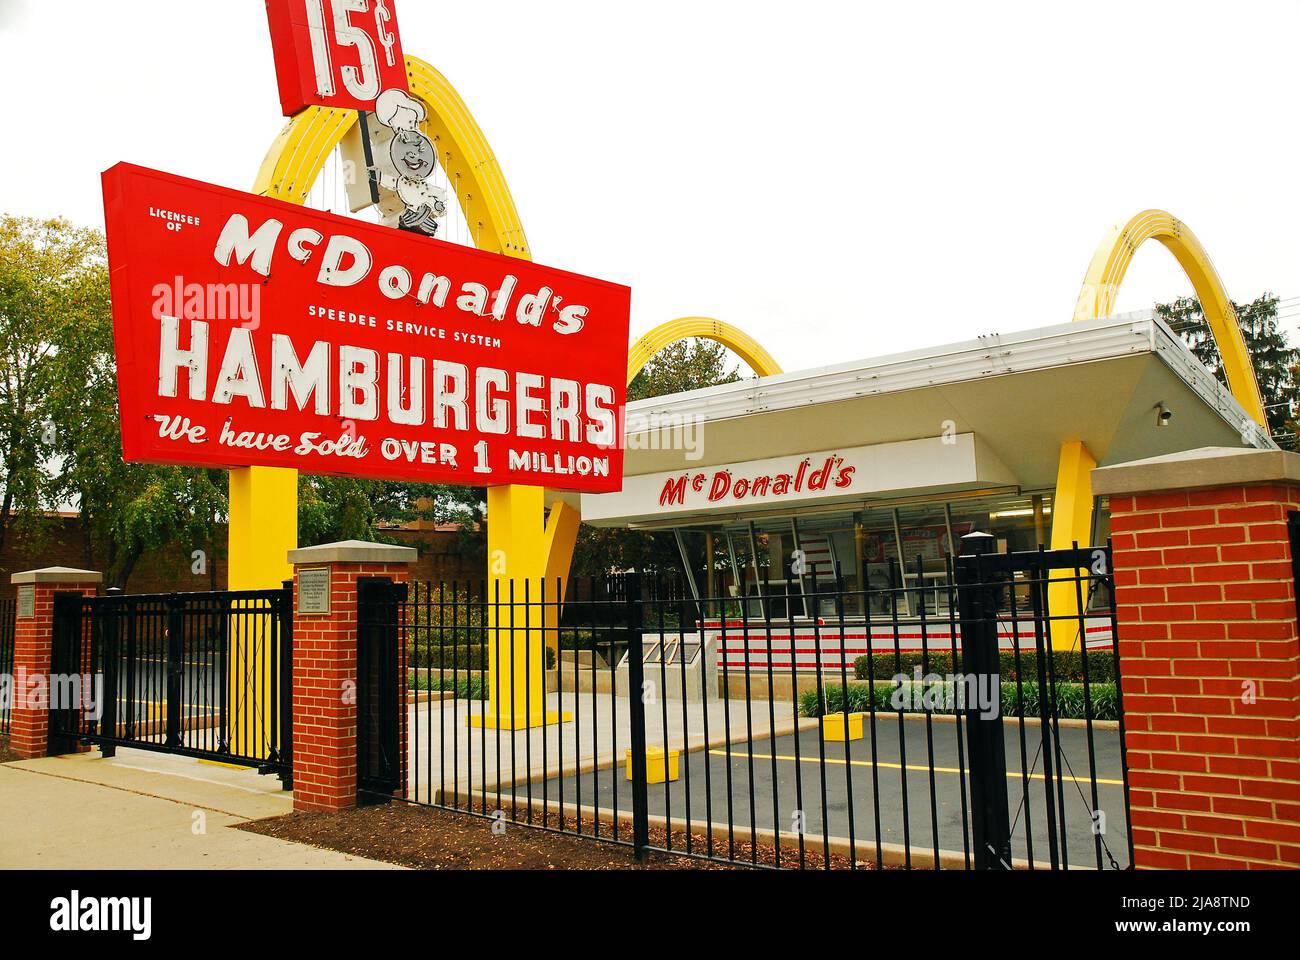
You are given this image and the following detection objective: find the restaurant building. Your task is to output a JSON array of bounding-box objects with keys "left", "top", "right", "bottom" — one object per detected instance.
[{"left": 575, "top": 311, "right": 1273, "bottom": 672}]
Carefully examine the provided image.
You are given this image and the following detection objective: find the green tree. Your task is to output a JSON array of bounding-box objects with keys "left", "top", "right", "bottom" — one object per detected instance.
[
  {"left": 1156, "top": 293, "right": 1300, "bottom": 449},
  {"left": 0, "top": 215, "right": 98, "bottom": 557},
  {"left": 298, "top": 476, "right": 484, "bottom": 548},
  {"left": 627, "top": 337, "right": 742, "bottom": 401},
  {"left": 12, "top": 215, "right": 228, "bottom": 589},
  {"left": 572, "top": 338, "right": 742, "bottom": 577}
]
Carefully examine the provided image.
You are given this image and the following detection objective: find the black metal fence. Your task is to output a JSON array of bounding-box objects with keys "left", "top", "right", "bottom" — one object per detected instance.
[
  {"left": 0, "top": 597, "right": 14, "bottom": 736},
  {"left": 368, "top": 543, "right": 1132, "bottom": 870},
  {"left": 397, "top": 576, "right": 636, "bottom": 843},
  {"left": 358, "top": 577, "right": 406, "bottom": 798},
  {"left": 1288, "top": 511, "right": 1300, "bottom": 623},
  {"left": 47, "top": 586, "right": 293, "bottom": 779}
]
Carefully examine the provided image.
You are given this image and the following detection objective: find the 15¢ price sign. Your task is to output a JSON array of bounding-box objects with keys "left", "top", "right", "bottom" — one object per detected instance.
[{"left": 265, "top": 0, "right": 409, "bottom": 116}]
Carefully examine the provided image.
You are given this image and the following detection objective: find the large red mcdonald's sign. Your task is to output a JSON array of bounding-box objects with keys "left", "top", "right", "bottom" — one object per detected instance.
[{"left": 101, "top": 162, "right": 631, "bottom": 492}]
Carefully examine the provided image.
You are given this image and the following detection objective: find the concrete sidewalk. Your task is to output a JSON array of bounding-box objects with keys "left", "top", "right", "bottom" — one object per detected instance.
[{"left": 0, "top": 749, "right": 402, "bottom": 869}]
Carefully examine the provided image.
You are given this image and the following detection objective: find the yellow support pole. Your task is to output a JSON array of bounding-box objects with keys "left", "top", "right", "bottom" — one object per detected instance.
[
  {"left": 471, "top": 486, "right": 572, "bottom": 729},
  {"left": 222, "top": 466, "right": 298, "bottom": 761},
  {"left": 227, "top": 466, "right": 297, "bottom": 592},
  {"left": 540, "top": 500, "right": 581, "bottom": 663},
  {"left": 1047, "top": 441, "right": 1096, "bottom": 651}
]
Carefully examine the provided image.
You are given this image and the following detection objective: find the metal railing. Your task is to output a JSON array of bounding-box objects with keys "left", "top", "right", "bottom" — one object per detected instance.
[
  {"left": 375, "top": 545, "right": 1131, "bottom": 870},
  {"left": 0, "top": 597, "right": 14, "bottom": 736},
  {"left": 47, "top": 586, "right": 293, "bottom": 779},
  {"left": 395, "top": 576, "right": 639, "bottom": 848}
]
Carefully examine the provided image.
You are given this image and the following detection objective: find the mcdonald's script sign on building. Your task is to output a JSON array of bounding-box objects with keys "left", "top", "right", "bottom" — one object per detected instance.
[{"left": 102, "top": 163, "right": 631, "bottom": 492}]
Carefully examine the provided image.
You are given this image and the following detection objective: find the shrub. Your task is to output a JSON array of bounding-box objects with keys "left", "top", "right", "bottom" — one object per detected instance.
[
  {"left": 800, "top": 680, "right": 1118, "bottom": 721},
  {"left": 1024, "top": 650, "right": 1116, "bottom": 683},
  {"left": 407, "top": 588, "right": 487, "bottom": 645},
  {"left": 852, "top": 652, "right": 954, "bottom": 680},
  {"left": 1087, "top": 682, "right": 1118, "bottom": 721},
  {"left": 999, "top": 680, "right": 1119, "bottom": 721},
  {"left": 410, "top": 673, "right": 488, "bottom": 701},
  {"left": 852, "top": 650, "right": 1115, "bottom": 684},
  {"left": 409, "top": 643, "right": 558, "bottom": 671},
  {"left": 559, "top": 631, "right": 604, "bottom": 649},
  {"left": 408, "top": 644, "right": 489, "bottom": 671},
  {"left": 799, "top": 684, "right": 891, "bottom": 718}
]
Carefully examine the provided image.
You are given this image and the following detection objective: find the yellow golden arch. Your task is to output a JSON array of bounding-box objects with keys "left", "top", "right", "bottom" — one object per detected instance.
[
  {"left": 1073, "top": 209, "right": 1266, "bottom": 426},
  {"left": 1045, "top": 210, "right": 1267, "bottom": 646},
  {"left": 231, "top": 55, "right": 538, "bottom": 595},
  {"left": 253, "top": 58, "right": 529, "bottom": 257},
  {"left": 627, "top": 317, "right": 782, "bottom": 384}
]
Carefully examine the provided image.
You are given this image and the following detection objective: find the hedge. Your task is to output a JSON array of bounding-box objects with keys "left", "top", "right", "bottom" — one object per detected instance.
[
  {"left": 406, "top": 589, "right": 487, "bottom": 644},
  {"left": 852, "top": 650, "right": 1115, "bottom": 684},
  {"left": 407, "top": 644, "right": 557, "bottom": 670},
  {"left": 408, "top": 645, "right": 489, "bottom": 670},
  {"left": 410, "top": 673, "right": 489, "bottom": 701},
  {"left": 800, "top": 680, "right": 1119, "bottom": 721}
]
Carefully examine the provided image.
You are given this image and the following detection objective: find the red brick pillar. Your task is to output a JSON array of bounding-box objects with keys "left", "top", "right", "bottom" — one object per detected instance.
[
  {"left": 8, "top": 567, "right": 102, "bottom": 759},
  {"left": 288, "top": 540, "right": 416, "bottom": 813},
  {"left": 1095, "top": 447, "right": 1300, "bottom": 869}
]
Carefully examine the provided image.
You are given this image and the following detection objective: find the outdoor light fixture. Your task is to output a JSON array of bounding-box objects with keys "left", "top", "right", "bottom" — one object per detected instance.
[{"left": 1155, "top": 402, "right": 1173, "bottom": 427}]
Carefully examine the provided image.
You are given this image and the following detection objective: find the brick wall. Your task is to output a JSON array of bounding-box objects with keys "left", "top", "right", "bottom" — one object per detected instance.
[
  {"left": 383, "top": 527, "right": 482, "bottom": 585},
  {"left": 1109, "top": 483, "right": 1300, "bottom": 869},
  {"left": 291, "top": 559, "right": 411, "bottom": 813},
  {"left": 8, "top": 578, "right": 101, "bottom": 759},
  {"left": 0, "top": 520, "right": 220, "bottom": 600}
]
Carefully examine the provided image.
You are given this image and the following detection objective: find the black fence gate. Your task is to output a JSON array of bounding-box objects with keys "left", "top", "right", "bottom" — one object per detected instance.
[
  {"left": 359, "top": 543, "right": 1132, "bottom": 870},
  {"left": 1288, "top": 511, "right": 1300, "bottom": 621},
  {"left": 47, "top": 586, "right": 294, "bottom": 780},
  {"left": 357, "top": 577, "right": 404, "bottom": 799},
  {"left": 952, "top": 541, "right": 1133, "bottom": 871},
  {"left": 0, "top": 596, "right": 14, "bottom": 736}
]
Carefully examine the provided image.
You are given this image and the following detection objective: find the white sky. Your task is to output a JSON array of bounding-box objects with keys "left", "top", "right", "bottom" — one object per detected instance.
[{"left": 2, "top": 0, "right": 1299, "bottom": 371}]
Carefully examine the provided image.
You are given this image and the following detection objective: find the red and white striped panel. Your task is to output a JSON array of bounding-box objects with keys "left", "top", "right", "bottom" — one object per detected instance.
[{"left": 704, "top": 618, "right": 1115, "bottom": 671}]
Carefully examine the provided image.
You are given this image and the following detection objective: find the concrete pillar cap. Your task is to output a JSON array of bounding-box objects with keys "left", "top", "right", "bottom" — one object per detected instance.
[
  {"left": 1092, "top": 446, "right": 1300, "bottom": 496},
  {"left": 287, "top": 539, "right": 418, "bottom": 565},
  {"left": 10, "top": 567, "right": 103, "bottom": 585}
]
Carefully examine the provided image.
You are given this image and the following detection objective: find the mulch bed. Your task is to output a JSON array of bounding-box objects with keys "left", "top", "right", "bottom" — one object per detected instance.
[
  {"left": 0, "top": 737, "right": 21, "bottom": 764},
  {"left": 236, "top": 801, "right": 867, "bottom": 871}
]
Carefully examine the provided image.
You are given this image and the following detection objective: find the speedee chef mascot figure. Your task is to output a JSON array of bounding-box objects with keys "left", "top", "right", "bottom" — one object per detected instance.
[{"left": 373, "top": 88, "right": 448, "bottom": 237}]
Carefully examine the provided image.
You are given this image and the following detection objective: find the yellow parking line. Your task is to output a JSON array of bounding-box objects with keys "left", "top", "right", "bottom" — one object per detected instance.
[{"left": 708, "top": 749, "right": 1124, "bottom": 787}]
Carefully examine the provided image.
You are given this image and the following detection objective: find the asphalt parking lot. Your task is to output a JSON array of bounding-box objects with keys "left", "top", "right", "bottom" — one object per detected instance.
[{"left": 543, "top": 715, "right": 1129, "bottom": 869}]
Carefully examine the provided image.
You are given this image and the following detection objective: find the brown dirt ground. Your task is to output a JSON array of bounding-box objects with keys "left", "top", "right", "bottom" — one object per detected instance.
[
  {"left": 0, "top": 737, "right": 21, "bottom": 764},
  {"left": 236, "top": 800, "right": 870, "bottom": 871}
]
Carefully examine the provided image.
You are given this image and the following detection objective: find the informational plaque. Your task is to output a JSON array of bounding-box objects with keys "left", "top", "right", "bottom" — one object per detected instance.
[
  {"left": 17, "top": 585, "right": 35, "bottom": 619},
  {"left": 298, "top": 568, "right": 331, "bottom": 615}
]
